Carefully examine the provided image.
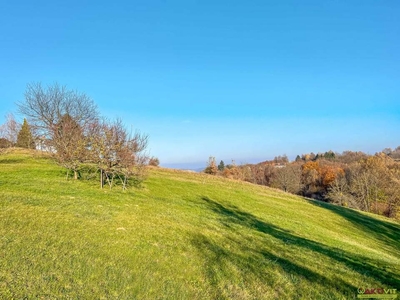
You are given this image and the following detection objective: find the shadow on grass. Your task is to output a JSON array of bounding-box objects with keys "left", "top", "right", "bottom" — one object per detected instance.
[
  {"left": 0, "top": 158, "right": 24, "bottom": 164},
  {"left": 191, "top": 197, "right": 399, "bottom": 298},
  {"left": 307, "top": 199, "right": 400, "bottom": 256},
  {"left": 193, "top": 233, "right": 356, "bottom": 299}
]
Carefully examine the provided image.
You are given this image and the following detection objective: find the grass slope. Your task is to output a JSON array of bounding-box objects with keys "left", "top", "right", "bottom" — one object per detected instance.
[{"left": 0, "top": 149, "right": 399, "bottom": 299}]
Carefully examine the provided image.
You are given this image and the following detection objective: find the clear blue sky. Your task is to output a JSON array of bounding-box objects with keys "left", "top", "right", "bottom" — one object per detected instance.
[{"left": 1, "top": 0, "right": 399, "bottom": 168}]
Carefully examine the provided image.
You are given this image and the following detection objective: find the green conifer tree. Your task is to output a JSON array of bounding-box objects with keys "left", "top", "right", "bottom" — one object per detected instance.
[
  {"left": 218, "top": 160, "right": 225, "bottom": 171},
  {"left": 16, "top": 119, "right": 35, "bottom": 149}
]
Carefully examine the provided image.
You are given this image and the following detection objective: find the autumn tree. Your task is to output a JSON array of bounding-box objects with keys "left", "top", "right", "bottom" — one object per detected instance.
[
  {"left": 319, "top": 164, "right": 345, "bottom": 188},
  {"left": 16, "top": 119, "right": 35, "bottom": 149},
  {"left": 325, "top": 153, "right": 400, "bottom": 217},
  {"left": 301, "top": 161, "right": 321, "bottom": 196},
  {"left": 222, "top": 160, "right": 243, "bottom": 179},
  {"left": 204, "top": 156, "right": 218, "bottom": 175}
]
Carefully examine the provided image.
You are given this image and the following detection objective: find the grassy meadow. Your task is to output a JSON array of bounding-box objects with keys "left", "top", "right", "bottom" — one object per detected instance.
[{"left": 0, "top": 149, "right": 399, "bottom": 299}]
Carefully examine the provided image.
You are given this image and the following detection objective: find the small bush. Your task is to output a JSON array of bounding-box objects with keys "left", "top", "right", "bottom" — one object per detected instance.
[{"left": 149, "top": 157, "right": 160, "bottom": 167}]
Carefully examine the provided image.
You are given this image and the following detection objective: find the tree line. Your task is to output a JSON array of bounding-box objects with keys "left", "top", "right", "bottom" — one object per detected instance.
[
  {"left": 205, "top": 149, "right": 400, "bottom": 219},
  {"left": 0, "top": 83, "right": 154, "bottom": 190}
]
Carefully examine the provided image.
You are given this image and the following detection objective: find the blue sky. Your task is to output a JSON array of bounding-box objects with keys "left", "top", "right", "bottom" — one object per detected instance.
[{"left": 1, "top": 0, "right": 399, "bottom": 168}]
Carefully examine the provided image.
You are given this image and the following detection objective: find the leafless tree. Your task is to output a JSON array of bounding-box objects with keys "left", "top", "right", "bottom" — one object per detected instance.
[
  {"left": 88, "top": 118, "right": 148, "bottom": 189},
  {"left": 388, "top": 146, "right": 400, "bottom": 160},
  {"left": 0, "top": 113, "right": 20, "bottom": 147},
  {"left": 337, "top": 151, "right": 368, "bottom": 164},
  {"left": 254, "top": 163, "right": 276, "bottom": 186},
  {"left": 17, "top": 82, "right": 98, "bottom": 145},
  {"left": 271, "top": 163, "right": 303, "bottom": 194},
  {"left": 53, "top": 114, "right": 90, "bottom": 179},
  {"left": 346, "top": 155, "right": 392, "bottom": 212},
  {"left": 17, "top": 83, "right": 99, "bottom": 177},
  {"left": 327, "top": 174, "right": 352, "bottom": 207},
  {"left": 347, "top": 164, "right": 376, "bottom": 211}
]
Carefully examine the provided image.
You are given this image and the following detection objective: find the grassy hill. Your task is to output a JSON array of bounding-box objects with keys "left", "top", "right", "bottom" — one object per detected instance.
[{"left": 0, "top": 149, "right": 399, "bottom": 299}]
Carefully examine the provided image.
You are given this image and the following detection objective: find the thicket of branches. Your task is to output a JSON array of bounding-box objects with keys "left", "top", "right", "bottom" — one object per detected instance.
[
  {"left": 87, "top": 118, "right": 148, "bottom": 189},
  {"left": 14, "top": 82, "right": 149, "bottom": 189}
]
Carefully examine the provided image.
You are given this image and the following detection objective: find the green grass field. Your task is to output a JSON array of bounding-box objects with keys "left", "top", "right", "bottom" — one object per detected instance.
[{"left": 0, "top": 149, "right": 399, "bottom": 299}]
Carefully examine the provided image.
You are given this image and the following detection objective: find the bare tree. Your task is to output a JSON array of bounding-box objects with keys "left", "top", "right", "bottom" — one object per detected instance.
[
  {"left": 88, "top": 119, "right": 148, "bottom": 189},
  {"left": 327, "top": 174, "right": 352, "bottom": 207},
  {"left": 347, "top": 164, "right": 376, "bottom": 211},
  {"left": 53, "top": 114, "right": 90, "bottom": 179},
  {"left": 346, "top": 155, "right": 392, "bottom": 212},
  {"left": 271, "top": 163, "right": 303, "bottom": 193},
  {"left": 17, "top": 83, "right": 99, "bottom": 177},
  {"left": 255, "top": 163, "right": 276, "bottom": 186},
  {"left": 18, "top": 82, "right": 98, "bottom": 145},
  {"left": 0, "top": 124, "right": 6, "bottom": 148},
  {"left": 0, "top": 113, "right": 20, "bottom": 147}
]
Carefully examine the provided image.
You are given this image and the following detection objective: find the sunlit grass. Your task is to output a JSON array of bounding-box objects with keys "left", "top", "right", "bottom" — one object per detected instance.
[{"left": 0, "top": 149, "right": 399, "bottom": 299}]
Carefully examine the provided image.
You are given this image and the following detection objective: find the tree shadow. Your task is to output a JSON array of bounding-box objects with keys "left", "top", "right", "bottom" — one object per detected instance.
[
  {"left": 192, "top": 232, "right": 356, "bottom": 299},
  {"left": 306, "top": 199, "right": 400, "bottom": 257},
  {"left": 0, "top": 158, "right": 24, "bottom": 164},
  {"left": 191, "top": 197, "right": 399, "bottom": 298}
]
